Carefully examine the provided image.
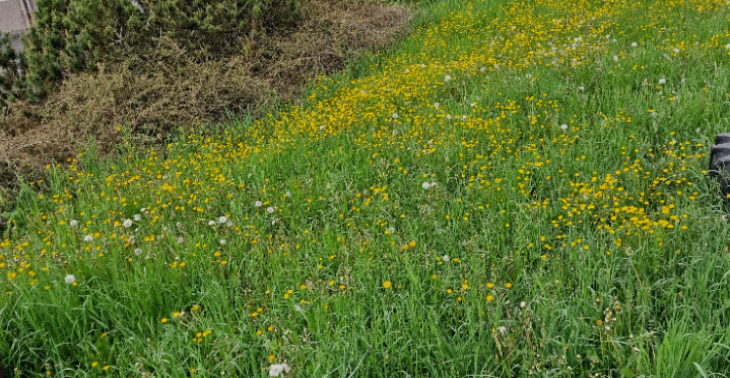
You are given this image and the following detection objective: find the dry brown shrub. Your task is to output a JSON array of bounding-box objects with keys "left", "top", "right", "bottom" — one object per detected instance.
[{"left": 0, "top": 0, "right": 413, "bottom": 206}]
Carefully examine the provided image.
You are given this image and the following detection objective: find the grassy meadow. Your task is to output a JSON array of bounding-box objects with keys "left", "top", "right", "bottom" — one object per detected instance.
[{"left": 5, "top": 0, "right": 730, "bottom": 376}]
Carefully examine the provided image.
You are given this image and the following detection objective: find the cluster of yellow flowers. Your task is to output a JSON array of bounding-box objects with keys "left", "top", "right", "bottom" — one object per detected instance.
[{"left": 2, "top": 0, "right": 730, "bottom": 374}]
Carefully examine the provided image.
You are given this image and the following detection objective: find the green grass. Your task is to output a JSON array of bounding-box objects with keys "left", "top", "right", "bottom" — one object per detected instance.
[{"left": 4, "top": 0, "right": 730, "bottom": 376}]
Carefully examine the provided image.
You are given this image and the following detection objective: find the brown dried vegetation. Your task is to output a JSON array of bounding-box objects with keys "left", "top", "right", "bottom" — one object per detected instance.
[{"left": 0, "top": 0, "right": 412, "bottom": 206}]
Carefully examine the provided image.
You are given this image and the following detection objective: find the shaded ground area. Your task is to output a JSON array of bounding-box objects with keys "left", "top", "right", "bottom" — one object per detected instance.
[{"left": 0, "top": 0, "right": 412, "bottom": 203}]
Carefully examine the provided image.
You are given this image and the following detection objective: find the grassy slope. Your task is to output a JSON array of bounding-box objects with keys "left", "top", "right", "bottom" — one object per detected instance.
[{"left": 4, "top": 0, "right": 730, "bottom": 376}]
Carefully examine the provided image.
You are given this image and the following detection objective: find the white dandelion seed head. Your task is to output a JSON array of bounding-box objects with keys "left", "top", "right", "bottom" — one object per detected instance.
[
  {"left": 422, "top": 182, "right": 431, "bottom": 190},
  {"left": 286, "top": 191, "right": 292, "bottom": 197},
  {"left": 84, "top": 235, "right": 93, "bottom": 242},
  {"left": 392, "top": 129, "right": 398, "bottom": 136},
  {"left": 177, "top": 237, "right": 184, "bottom": 244},
  {"left": 123, "top": 219, "right": 133, "bottom": 228},
  {"left": 319, "top": 125, "right": 325, "bottom": 131},
  {"left": 631, "top": 42, "right": 637, "bottom": 47},
  {"left": 726, "top": 43, "right": 730, "bottom": 49},
  {"left": 219, "top": 239, "right": 226, "bottom": 245},
  {"left": 64, "top": 274, "right": 75, "bottom": 284},
  {"left": 446, "top": 114, "right": 452, "bottom": 119},
  {"left": 444, "top": 75, "right": 451, "bottom": 82},
  {"left": 392, "top": 113, "right": 398, "bottom": 119},
  {"left": 480, "top": 66, "right": 486, "bottom": 72},
  {"left": 255, "top": 201, "right": 263, "bottom": 207},
  {"left": 659, "top": 78, "right": 666, "bottom": 85},
  {"left": 219, "top": 216, "right": 228, "bottom": 224},
  {"left": 134, "top": 248, "right": 143, "bottom": 256},
  {"left": 69, "top": 219, "right": 78, "bottom": 227},
  {"left": 578, "top": 86, "right": 585, "bottom": 91},
  {"left": 227, "top": 221, "right": 233, "bottom": 227},
  {"left": 434, "top": 102, "right": 440, "bottom": 108},
  {"left": 497, "top": 326, "right": 507, "bottom": 335},
  {"left": 405, "top": 68, "right": 410, "bottom": 73},
  {"left": 420, "top": 64, "right": 426, "bottom": 68},
  {"left": 442, "top": 255, "right": 450, "bottom": 262},
  {"left": 560, "top": 124, "right": 568, "bottom": 130},
  {"left": 267, "top": 207, "right": 275, "bottom": 214},
  {"left": 268, "top": 363, "right": 291, "bottom": 377},
  {"left": 462, "top": 115, "right": 467, "bottom": 120},
  {"left": 681, "top": 77, "right": 686, "bottom": 84},
  {"left": 613, "top": 55, "right": 619, "bottom": 62},
  {"left": 388, "top": 227, "right": 395, "bottom": 234},
  {"left": 520, "top": 301, "right": 526, "bottom": 308},
  {"left": 134, "top": 214, "right": 142, "bottom": 221},
  {"left": 208, "top": 220, "right": 216, "bottom": 226}
]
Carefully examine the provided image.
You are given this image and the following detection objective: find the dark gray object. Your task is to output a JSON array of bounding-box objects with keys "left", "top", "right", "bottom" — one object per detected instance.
[{"left": 709, "top": 136, "right": 730, "bottom": 194}]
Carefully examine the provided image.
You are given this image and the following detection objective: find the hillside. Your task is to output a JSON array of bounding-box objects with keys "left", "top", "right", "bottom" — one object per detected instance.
[{"left": 3, "top": 0, "right": 730, "bottom": 376}]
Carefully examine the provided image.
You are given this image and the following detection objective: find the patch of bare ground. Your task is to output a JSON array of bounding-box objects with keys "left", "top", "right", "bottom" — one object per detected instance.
[{"left": 0, "top": 0, "right": 413, "bottom": 212}]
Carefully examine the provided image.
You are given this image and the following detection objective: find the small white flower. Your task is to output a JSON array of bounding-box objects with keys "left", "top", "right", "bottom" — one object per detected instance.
[
  {"left": 392, "top": 113, "right": 398, "bottom": 119},
  {"left": 267, "top": 207, "right": 275, "bottom": 214},
  {"left": 480, "top": 66, "right": 486, "bottom": 72},
  {"left": 255, "top": 201, "right": 263, "bottom": 207},
  {"left": 269, "top": 363, "right": 291, "bottom": 377},
  {"left": 520, "top": 301, "right": 526, "bottom": 308},
  {"left": 208, "top": 220, "right": 216, "bottom": 226},
  {"left": 69, "top": 220, "right": 78, "bottom": 227},
  {"left": 177, "top": 237, "right": 184, "bottom": 244},
  {"left": 219, "top": 239, "right": 226, "bottom": 245},
  {"left": 444, "top": 75, "right": 451, "bottom": 82},
  {"left": 64, "top": 274, "right": 75, "bottom": 284},
  {"left": 560, "top": 124, "right": 568, "bottom": 130},
  {"left": 446, "top": 115, "right": 452, "bottom": 119},
  {"left": 420, "top": 64, "right": 426, "bottom": 68},
  {"left": 422, "top": 182, "right": 431, "bottom": 190},
  {"left": 442, "top": 255, "right": 450, "bottom": 262},
  {"left": 578, "top": 86, "right": 584, "bottom": 91},
  {"left": 84, "top": 235, "right": 93, "bottom": 242},
  {"left": 434, "top": 102, "right": 440, "bottom": 108},
  {"left": 286, "top": 191, "right": 292, "bottom": 197},
  {"left": 658, "top": 78, "right": 666, "bottom": 85},
  {"left": 726, "top": 43, "right": 730, "bottom": 49},
  {"left": 219, "top": 216, "right": 228, "bottom": 224},
  {"left": 134, "top": 248, "right": 143, "bottom": 256},
  {"left": 613, "top": 55, "right": 619, "bottom": 62},
  {"left": 319, "top": 125, "right": 325, "bottom": 131},
  {"left": 405, "top": 68, "right": 410, "bottom": 73},
  {"left": 461, "top": 115, "right": 467, "bottom": 120},
  {"left": 134, "top": 214, "right": 142, "bottom": 221},
  {"left": 631, "top": 42, "right": 637, "bottom": 47},
  {"left": 123, "top": 219, "right": 133, "bottom": 228}
]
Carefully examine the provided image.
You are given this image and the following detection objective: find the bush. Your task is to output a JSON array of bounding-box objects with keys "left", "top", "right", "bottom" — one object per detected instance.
[{"left": 1, "top": 0, "right": 302, "bottom": 104}]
